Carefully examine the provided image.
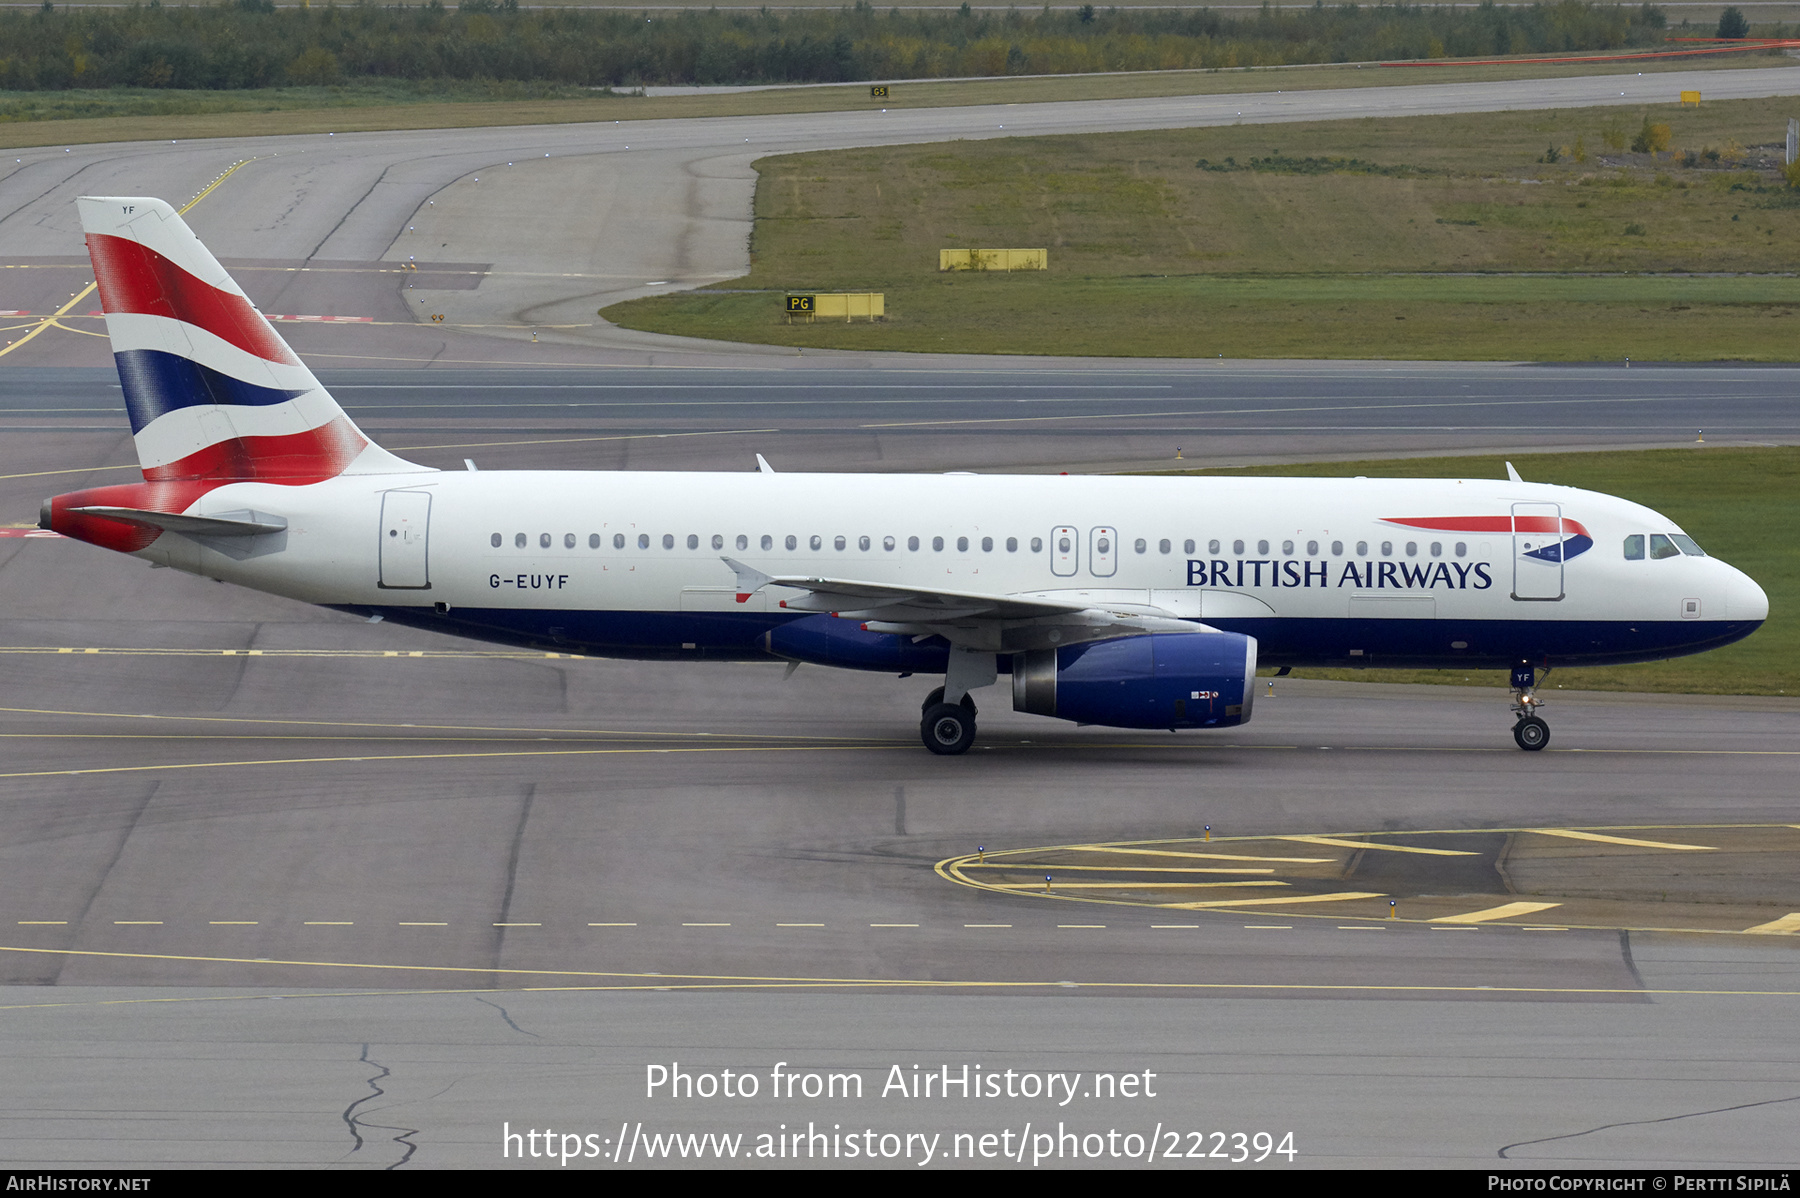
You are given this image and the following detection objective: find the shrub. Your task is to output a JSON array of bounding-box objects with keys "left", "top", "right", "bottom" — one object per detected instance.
[
  {"left": 1631, "top": 118, "right": 1672, "bottom": 154},
  {"left": 1717, "top": 6, "right": 1750, "bottom": 38}
]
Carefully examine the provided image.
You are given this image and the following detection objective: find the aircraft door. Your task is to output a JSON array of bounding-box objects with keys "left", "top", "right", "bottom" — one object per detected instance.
[
  {"left": 1050, "top": 526, "right": 1078, "bottom": 576},
  {"left": 379, "top": 490, "right": 432, "bottom": 589},
  {"left": 1511, "top": 501, "right": 1563, "bottom": 601},
  {"left": 1089, "top": 526, "right": 1118, "bottom": 578}
]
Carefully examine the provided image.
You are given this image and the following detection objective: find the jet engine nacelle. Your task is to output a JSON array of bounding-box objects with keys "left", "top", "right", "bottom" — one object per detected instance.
[{"left": 1012, "top": 632, "right": 1258, "bottom": 730}]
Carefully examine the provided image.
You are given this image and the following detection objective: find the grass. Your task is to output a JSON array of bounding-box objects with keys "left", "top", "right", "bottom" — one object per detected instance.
[
  {"left": 604, "top": 93, "right": 1800, "bottom": 360},
  {"left": 0, "top": 51, "right": 1785, "bottom": 148},
  {"left": 1137, "top": 447, "right": 1797, "bottom": 695}
]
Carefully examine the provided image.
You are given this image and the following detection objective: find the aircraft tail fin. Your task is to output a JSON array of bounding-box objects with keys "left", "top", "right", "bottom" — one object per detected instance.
[{"left": 77, "top": 196, "right": 426, "bottom": 484}]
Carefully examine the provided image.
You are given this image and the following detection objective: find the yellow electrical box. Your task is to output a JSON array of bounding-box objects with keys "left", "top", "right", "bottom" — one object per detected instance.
[
  {"left": 1680, "top": 90, "right": 1701, "bottom": 107},
  {"left": 939, "top": 248, "right": 1048, "bottom": 272},
  {"left": 785, "top": 293, "right": 884, "bottom": 322}
]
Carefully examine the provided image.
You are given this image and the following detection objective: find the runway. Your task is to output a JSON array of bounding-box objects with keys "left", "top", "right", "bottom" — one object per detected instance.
[
  {"left": 4, "top": 374, "right": 1799, "bottom": 1166},
  {"left": 7, "top": 362, "right": 1800, "bottom": 479},
  {"left": 3, "top": 73, "right": 1800, "bottom": 1170}
]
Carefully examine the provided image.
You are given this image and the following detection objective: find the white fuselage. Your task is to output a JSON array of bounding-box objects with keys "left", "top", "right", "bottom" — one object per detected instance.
[{"left": 127, "top": 470, "right": 1767, "bottom": 672}]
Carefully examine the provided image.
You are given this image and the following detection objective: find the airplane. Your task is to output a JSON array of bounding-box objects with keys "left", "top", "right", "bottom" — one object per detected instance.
[{"left": 37, "top": 197, "right": 1770, "bottom": 754}]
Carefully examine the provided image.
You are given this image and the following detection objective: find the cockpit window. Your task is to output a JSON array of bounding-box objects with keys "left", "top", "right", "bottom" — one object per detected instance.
[
  {"left": 1649, "top": 534, "right": 1681, "bottom": 560},
  {"left": 1623, "top": 534, "right": 1644, "bottom": 561},
  {"left": 1670, "top": 534, "right": 1705, "bottom": 557}
]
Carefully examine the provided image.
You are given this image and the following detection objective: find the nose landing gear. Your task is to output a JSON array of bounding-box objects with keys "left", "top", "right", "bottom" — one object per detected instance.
[{"left": 1510, "top": 662, "right": 1550, "bottom": 751}]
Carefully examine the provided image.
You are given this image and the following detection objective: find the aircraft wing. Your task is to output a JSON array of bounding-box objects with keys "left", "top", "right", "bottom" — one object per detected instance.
[{"left": 721, "top": 557, "right": 1206, "bottom": 652}]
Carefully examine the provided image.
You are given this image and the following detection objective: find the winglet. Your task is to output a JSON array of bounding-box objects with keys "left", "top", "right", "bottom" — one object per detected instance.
[
  {"left": 1505, "top": 461, "right": 1524, "bottom": 484},
  {"left": 721, "top": 556, "right": 773, "bottom": 604},
  {"left": 755, "top": 454, "right": 776, "bottom": 474}
]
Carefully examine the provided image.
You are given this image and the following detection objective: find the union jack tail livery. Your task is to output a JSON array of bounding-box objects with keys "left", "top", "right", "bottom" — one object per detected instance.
[{"left": 80, "top": 196, "right": 420, "bottom": 485}]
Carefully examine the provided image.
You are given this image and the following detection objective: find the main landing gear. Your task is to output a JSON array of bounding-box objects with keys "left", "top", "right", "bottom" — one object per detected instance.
[
  {"left": 1509, "top": 662, "right": 1550, "bottom": 751},
  {"left": 921, "top": 695, "right": 977, "bottom": 756},
  {"left": 919, "top": 649, "right": 996, "bottom": 756}
]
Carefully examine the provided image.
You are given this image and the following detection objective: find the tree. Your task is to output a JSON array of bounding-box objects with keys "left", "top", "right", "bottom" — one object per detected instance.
[{"left": 1716, "top": 7, "right": 1749, "bottom": 38}]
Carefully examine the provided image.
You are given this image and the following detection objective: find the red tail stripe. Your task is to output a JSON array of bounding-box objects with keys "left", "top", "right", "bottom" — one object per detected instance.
[
  {"left": 1383, "top": 515, "right": 1590, "bottom": 537},
  {"left": 142, "top": 416, "right": 366, "bottom": 484},
  {"left": 86, "top": 233, "right": 299, "bottom": 367}
]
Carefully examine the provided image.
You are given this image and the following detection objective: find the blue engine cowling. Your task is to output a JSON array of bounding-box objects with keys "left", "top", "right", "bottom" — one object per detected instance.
[{"left": 1012, "top": 632, "right": 1258, "bottom": 730}]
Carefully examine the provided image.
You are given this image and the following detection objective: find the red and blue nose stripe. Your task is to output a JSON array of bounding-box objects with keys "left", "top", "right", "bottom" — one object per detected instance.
[{"left": 1382, "top": 515, "right": 1594, "bottom": 562}]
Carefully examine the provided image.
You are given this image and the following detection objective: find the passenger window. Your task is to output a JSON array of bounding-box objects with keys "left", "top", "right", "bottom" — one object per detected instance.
[
  {"left": 637, "top": 534, "right": 649, "bottom": 549},
  {"left": 761, "top": 535, "right": 773, "bottom": 551},
  {"left": 736, "top": 534, "right": 748, "bottom": 551},
  {"left": 1281, "top": 540, "right": 1293, "bottom": 556},
  {"left": 884, "top": 536, "right": 896, "bottom": 551},
  {"left": 1207, "top": 540, "right": 1219, "bottom": 555},
  {"left": 1356, "top": 541, "right": 1368, "bottom": 556},
  {"left": 809, "top": 535, "right": 822, "bottom": 551},
  {"left": 539, "top": 533, "right": 552, "bottom": 549},
  {"left": 662, "top": 534, "right": 675, "bottom": 550},
  {"left": 589, "top": 534, "right": 600, "bottom": 549},
  {"left": 1454, "top": 542, "right": 1466, "bottom": 558},
  {"left": 1183, "top": 539, "right": 1195, "bottom": 554},
  {"left": 563, "top": 533, "right": 575, "bottom": 549},
  {"left": 712, "top": 534, "right": 724, "bottom": 550},
  {"left": 956, "top": 536, "right": 968, "bottom": 552},
  {"left": 1030, "top": 537, "right": 1043, "bottom": 553},
  {"left": 982, "top": 536, "right": 993, "bottom": 552},
  {"left": 1649, "top": 534, "right": 1681, "bottom": 560},
  {"left": 686, "top": 534, "right": 699, "bottom": 550},
  {"left": 1331, "top": 541, "right": 1343, "bottom": 556},
  {"left": 1257, "top": 540, "right": 1269, "bottom": 555},
  {"left": 1232, "top": 540, "right": 1244, "bottom": 554},
  {"left": 933, "top": 536, "right": 945, "bottom": 551},
  {"left": 1159, "top": 539, "right": 1171, "bottom": 554},
  {"left": 1134, "top": 538, "right": 1147, "bottom": 554},
  {"left": 785, "top": 535, "right": 798, "bottom": 551},
  {"left": 909, "top": 536, "right": 920, "bottom": 551},
  {"left": 1624, "top": 534, "right": 1645, "bottom": 561},
  {"left": 859, "top": 536, "right": 871, "bottom": 551},
  {"left": 1006, "top": 537, "right": 1018, "bottom": 552},
  {"left": 491, "top": 533, "right": 503, "bottom": 548},
  {"left": 1381, "top": 542, "right": 1393, "bottom": 557},
  {"left": 834, "top": 536, "right": 846, "bottom": 550},
  {"left": 1429, "top": 542, "right": 1441, "bottom": 558},
  {"left": 614, "top": 533, "right": 626, "bottom": 549}
]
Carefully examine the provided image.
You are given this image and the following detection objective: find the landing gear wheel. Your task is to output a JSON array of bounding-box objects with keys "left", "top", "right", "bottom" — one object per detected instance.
[
  {"left": 921, "top": 686, "right": 977, "bottom": 715},
  {"left": 1513, "top": 716, "right": 1550, "bottom": 751},
  {"left": 921, "top": 702, "right": 977, "bottom": 755}
]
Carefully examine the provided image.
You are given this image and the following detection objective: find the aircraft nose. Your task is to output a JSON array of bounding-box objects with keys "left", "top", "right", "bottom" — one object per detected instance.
[{"left": 1727, "top": 566, "right": 1770, "bottom": 623}]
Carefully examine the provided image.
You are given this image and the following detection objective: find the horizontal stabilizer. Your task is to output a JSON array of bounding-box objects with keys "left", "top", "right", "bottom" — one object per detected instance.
[{"left": 68, "top": 506, "right": 288, "bottom": 538}]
